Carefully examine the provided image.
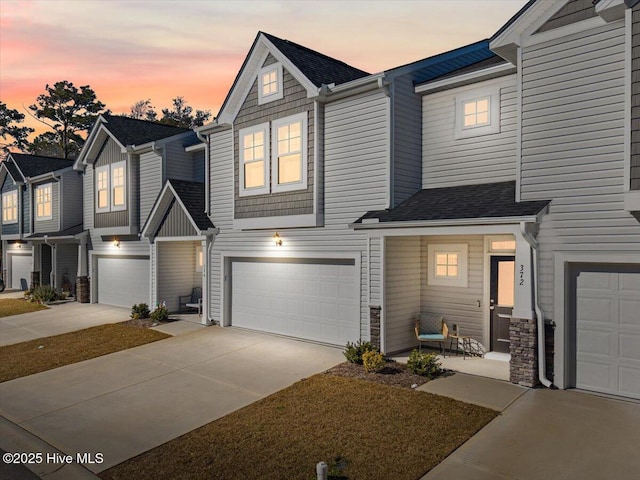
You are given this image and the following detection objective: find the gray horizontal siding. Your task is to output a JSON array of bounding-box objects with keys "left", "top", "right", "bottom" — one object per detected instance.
[
  {"left": 422, "top": 75, "right": 517, "bottom": 188},
  {"left": 56, "top": 243, "right": 78, "bottom": 291},
  {"left": 632, "top": 6, "right": 640, "bottom": 189},
  {"left": 520, "top": 21, "right": 640, "bottom": 314},
  {"left": 61, "top": 170, "right": 83, "bottom": 230},
  {"left": 165, "top": 141, "right": 197, "bottom": 182},
  {"left": 157, "top": 241, "right": 200, "bottom": 312}
]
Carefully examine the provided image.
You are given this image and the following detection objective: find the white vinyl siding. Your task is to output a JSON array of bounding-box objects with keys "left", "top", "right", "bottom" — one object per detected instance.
[
  {"left": 520, "top": 21, "right": 640, "bottom": 314},
  {"left": 384, "top": 236, "right": 421, "bottom": 353},
  {"left": 422, "top": 75, "right": 517, "bottom": 188}
]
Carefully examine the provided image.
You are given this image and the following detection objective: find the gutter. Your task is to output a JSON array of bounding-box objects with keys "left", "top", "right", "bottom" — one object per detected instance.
[
  {"left": 350, "top": 215, "right": 541, "bottom": 230},
  {"left": 520, "top": 221, "right": 554, "bottom": 389},
  {"left": 318, "top": 73, "right": 386, "bottom": 102}
]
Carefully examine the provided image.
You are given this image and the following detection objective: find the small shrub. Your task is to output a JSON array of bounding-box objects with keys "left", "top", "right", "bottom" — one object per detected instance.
[
  {"left": 131, "top": 303, "right": 150, "bottom": 320},
  {"left": 30, "top": 285, "right": 59, "bottom": 304},
  {"left": 362, "top": 350, "right": 385, "bottom": 373},
  {"left": 407, "top": 349, "right": 442, "bottom": 378},
  {"left": 150, "top": 302, "right": 169, "bottom": 322},
  {"left": 343, "top": 340, "right": 375, "bottom": 365}
]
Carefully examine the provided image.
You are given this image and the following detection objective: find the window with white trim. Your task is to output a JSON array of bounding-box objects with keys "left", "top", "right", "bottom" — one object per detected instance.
[
  {"left": 258, "top": 64, "right": 284, "bottom": 105},
  {"left": 455, "top": 87, "right": 500, "bottom": 139},
  {"left": 427, "top": 244, "right": 468, "bottom": 287},
  {"left": 239, "top": 123, "right": 270, "bottom": 196},
  {"left": 272, "top": 113, "right": 307, "bottom": 193},
  {"left": 35, "top": 184, "right": 52, "bottom": 220},
  {"left": 95, "top": 161, "right": 126, "bottom": 212},
  {"left": 2, "top": 191, "right": 18, "bottom": 224},
  {"left": 195, "top": 245, "right": 203, "bottom": 273}
]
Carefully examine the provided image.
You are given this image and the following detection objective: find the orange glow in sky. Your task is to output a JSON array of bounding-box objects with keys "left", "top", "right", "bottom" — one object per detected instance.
[{"left": 0, "top": 0, "right": 528, "bottom": 139}]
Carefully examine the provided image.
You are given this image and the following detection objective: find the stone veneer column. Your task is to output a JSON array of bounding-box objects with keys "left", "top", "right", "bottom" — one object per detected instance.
[
  {"left": 30, "top": 271, "right": 40, "bottom": 288},
  {"left": 77, "top": 276, "right": 90, "bottom": 303},
  {"left": 509, "top": 317, "right": 538, "bottom": 387},
  {"left": 369, "top": 306, "right": 381, "bottom": 351}
]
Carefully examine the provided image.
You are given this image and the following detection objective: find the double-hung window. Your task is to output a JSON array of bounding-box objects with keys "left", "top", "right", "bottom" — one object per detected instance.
[
  {"left": 35, "top": 184, "right": 52, "bottom": 220},
  {"left": 2, "top": 191, "right": 18, "bottom": 224},
  {"left": 272, "top": 113, "right": 307, "bottom": 193},
  {"left": 95, "top": 161, "right": 126, "bottom": 212},
  {"left": 258, "top": 64, "right": 283, "bottom": 105},
  {"left": 239, "top": 123, "right": 269, "bottom": 196}
]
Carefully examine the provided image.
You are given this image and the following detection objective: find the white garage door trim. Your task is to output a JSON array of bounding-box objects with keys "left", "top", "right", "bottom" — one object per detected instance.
[
  {"left": 230, "top": 257, "right": 361, "bottom": 346},
  {"left": 573, "top": 263, "right": 640, "bottom": 400},
  {"left": 10, "top": 254, "right": 32, "bottom": 290},
  {"left": 96, "top": 256, "right": 150, "bottom": 308}
]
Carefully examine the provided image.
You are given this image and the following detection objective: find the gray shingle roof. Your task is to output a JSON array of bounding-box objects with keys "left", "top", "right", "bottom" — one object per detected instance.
[
  {"left": 3, "top": 160, "right": 24, "bottom": 182},
  {"left": 102, "top": 115, "right": 191, "bottom": 147},
  {"left": 355, "top": 181, "right": 549, "bottom": 224},
  {"left": 168, "top": 179, "right": 214, "bottom": 230},
  {"left": 10, "top": 153, "right": 74, "bottom": 179},
  {"left": 261, "top": 32, "right": 370, "bottom": 87}
]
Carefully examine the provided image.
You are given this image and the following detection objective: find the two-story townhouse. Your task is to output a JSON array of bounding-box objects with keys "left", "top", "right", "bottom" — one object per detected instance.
[
  {"left": 487, "top": 0, "right": 640, "bottom": 400},
  {"left": 0, "top": 153, "right": 80, "bottom": 291},
  {"left": 197, "top": 32, "right": 507, "bottom": 346},
  {"left": 74, "top": 115, "right": 211, "bottom": 309}
]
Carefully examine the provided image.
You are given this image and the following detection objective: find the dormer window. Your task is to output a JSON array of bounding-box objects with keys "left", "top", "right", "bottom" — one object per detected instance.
[
  {"left": 258, "top": 64, "right": 284, "bottom": 105},
  {"left": 455, "top": 87, "right": 500, "bottom": 139},
  {"left": 35, "top": 184, "right": 52, "bottom": 220},
  {"left": 2, "top": 191, "right": 18, "bottom": 224}
]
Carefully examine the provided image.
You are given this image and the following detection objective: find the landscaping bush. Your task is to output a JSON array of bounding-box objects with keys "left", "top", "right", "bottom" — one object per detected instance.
[
  {"left": 407, "top": 350, "right": 442, "bottom": 378},
  {"left": 131, "top": 303, "right": 150, "bottom": 320},
  {"left": 150, "top": 302, "right": 169, "bottom": 322},
  {"left": 343, "top": 340, "right": 375, "bottom": 365},
  {"left": 29, "top": 285, "right": 59, "bottom": 304},
  {"left": 362, "top": 350, "right": 385, "bottom": 373}
]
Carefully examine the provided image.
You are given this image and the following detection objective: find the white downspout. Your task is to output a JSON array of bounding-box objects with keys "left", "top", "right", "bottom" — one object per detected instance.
[
  {"left": 205, "top": 234, "right": 214, "bottom": 325},
  {"left": 196, "top": 131, "right": 210, "bottom": 216},
  {"left": 43, "top": 235, "right": 56, "bottom": 288},
  {"left": 520, "top": 222, "right": 554, "bottom": 388}
]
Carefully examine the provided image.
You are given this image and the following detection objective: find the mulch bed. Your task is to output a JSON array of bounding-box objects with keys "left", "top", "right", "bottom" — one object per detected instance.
[{"left": 324, "top": 360, "right": 434, "bottom": 389}]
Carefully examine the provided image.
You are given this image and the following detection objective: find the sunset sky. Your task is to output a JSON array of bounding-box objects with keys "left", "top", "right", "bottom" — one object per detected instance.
[{"left": 1, "top": 0, "right": 528, "bottom": 138}]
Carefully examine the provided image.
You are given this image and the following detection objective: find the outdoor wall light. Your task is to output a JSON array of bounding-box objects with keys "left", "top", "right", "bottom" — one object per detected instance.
[
  {"left": 273, "top": 232, "right": 282, "bottom": 247},
  {"left": 113, "top": 238, "right": 120, "bottom": 248}
]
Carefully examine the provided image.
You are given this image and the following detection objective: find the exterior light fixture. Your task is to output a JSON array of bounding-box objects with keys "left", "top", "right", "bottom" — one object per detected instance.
[
  {"left": 273, "top": 232, "right": 282, "bottom": 246},
  {"left": 113, "top": 238, "right": 120, "bottom": 248}
]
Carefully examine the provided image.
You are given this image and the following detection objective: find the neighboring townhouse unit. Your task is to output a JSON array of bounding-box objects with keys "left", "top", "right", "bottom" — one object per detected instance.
[
  {"left": 74, "top": 115, "right": 209, "bottom": 309},
  {"left": 0, "top": 153, "right": 80, "bottom": 291},
  {"left": 487, "top": 0, "right": 640, "bottom": 400},
  {"left": 198, "top": 32, "right": 504, "bottom": 347}
]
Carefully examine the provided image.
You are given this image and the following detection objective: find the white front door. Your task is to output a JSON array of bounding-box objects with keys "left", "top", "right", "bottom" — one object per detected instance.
[
  {"left": 231, "top": 259, "right": 360, "bottom": 346},
  {"left": 97, "top": 257, "right": 150, "bottom": 308}
]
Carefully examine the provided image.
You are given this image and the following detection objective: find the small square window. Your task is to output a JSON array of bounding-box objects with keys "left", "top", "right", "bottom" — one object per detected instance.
[
  {"left": 258, "top": 64, "right": 284, "bottom": 105},
  {"left": 428, "top": 244, "right": 468, "bottom": 287},
  {"left": 455, "top": 87, "right": 500, "bottom": 139},
  {"left": 463, "top": 98, "right": 490, "bottom": 128}
]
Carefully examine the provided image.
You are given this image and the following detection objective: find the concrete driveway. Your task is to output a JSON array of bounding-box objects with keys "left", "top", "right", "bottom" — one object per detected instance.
[
  {"left": 0, "top": 327, "right": 343, "bottom": 473},
  {"left": 0, "top": 302, "right": 130, "bottom": 346}
]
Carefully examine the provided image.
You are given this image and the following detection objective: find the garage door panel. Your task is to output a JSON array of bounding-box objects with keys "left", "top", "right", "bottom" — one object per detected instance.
[
  {"left": 11, "top": 255, "right": 32, "bottom": 290},
  {"left": 619, "top": 367, "right": 640, "bottom": 398},
  {"left": 620, "top": 334, "right": 640, "bottom": 361},
  {"left": 232, "top": 259, "right": 360, "bottom": 346},
  {"left": 97, "top": 257, "right": 150, "bottom": 308},
  {"left": 620, "top": 300, "right": 640, "bottom": 326},
  {"left": 577, "top": 330, "right": 612, "bottom": 357}
]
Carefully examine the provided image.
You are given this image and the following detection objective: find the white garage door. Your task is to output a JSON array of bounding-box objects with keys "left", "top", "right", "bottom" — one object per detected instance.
[
  {"left": 11, "top": 254, "right": 31, "bottom": 290},
  {"left": 575, "top": 266, "right": 640, "bottom": 399},
  {"left": 231, "top": 259, "right": 360, "bottom": 346},
  {"left": 97, "top": 257, "right": 150, "bottom": 308}
]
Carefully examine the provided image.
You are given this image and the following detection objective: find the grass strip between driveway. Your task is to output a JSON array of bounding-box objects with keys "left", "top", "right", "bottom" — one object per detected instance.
[
  {"left": 0, "top": 323, "right": 170, "bottom": 383},
  {"left": 101, "top": 374, "right": 498, "bottom": 480},
  {"left": 0, "top": 298, "right": 48, "bottom": 318}
]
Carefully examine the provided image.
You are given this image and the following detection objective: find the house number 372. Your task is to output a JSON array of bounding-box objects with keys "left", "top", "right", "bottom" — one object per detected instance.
[{"left": 519, "top": 264, "right": 524, "bottom": 286}]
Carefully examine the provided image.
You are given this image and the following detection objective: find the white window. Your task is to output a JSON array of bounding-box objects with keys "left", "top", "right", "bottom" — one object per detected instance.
[
  {"left": 455, "top": 87, "right": 500, "bottom": 139},
  {"left": 2, "top": 191, "right": 18, "bottom": 224},
  {"left": 239, "top": 123, "right": 270, "bottom": 197},
  {"left": 195, "top": 245, "right": 203, "bottom": 273},
  {"left": 110, "top": 161, "right": 126, "bottom": 210},
  {"left": 35, "top": 184, "right": 52, "bottom": 220},
  {"left": 488, "top": 235, "right": 516, "bottom": 253},
  {"left": 96, "top": 161, "right": 126, "bottom": 212},
  {"left": 427, "top": 244, "right": 468, "bottom": 287},
  {"left": 258, "top": 64, "right": 283, "bottom": 105},
  {"left": 272, "top": 113, "right": 307, "bottom": 193}
]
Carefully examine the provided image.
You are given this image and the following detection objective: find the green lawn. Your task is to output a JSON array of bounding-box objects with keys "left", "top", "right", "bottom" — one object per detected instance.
[{"left": 0, "top": 298, "right": 48, "bottom": 317}]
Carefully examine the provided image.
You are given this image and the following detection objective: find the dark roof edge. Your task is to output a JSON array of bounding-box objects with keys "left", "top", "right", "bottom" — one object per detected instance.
[{"left": 490, "top": 0, "right": 537, "bottom": 42}]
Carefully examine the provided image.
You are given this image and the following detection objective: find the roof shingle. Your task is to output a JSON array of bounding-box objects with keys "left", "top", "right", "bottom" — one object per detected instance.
[
  {"left": 10, "top": 153, "right": 74, "bottom": 179},
  {"left": 102, "top": 115, "right": 191, "bottom": 147},
  {"left": 168, "top": 179, "right": 214, "bottom": 230}
]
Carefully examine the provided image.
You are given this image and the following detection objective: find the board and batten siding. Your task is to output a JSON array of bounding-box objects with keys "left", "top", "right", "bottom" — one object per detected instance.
[
  {"left": 139, "top": 150, "right": 163, "bottom": 227},
  {"left": 156, "top": 201, "right": 198, "bottom": 237},
  {"left": 631, "top": 5, "right": 640, "bottom": 190},
  {"left": 33, "top": 181, "right": 59, "bottom": 233},
  {"left": 384, "top": 236, "right": 421, "bottom": 353},
  {"left": 391, "top": 74, "right": 422, "bottom": 206},
  {"left": 157, "top": 241, "right": 200, "bottom": 312},
  {"left": 422, "top": 75, "right": 517, "bottom": 189},
  {"left": 61, "top": 170, "right": 83, "bottom": 230},
  {"left": 520, "top": 20, "right": 640, "bottom": 314}
]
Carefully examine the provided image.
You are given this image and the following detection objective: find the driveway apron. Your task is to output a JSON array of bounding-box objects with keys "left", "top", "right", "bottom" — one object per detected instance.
[{"left": 0, "top": 327, "right": 343, "bottom": 473}]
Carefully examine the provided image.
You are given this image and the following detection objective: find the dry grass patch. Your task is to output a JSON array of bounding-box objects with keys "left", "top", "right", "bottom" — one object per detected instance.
[
  {"left": 0, "top": 298, "right": 48, "bottom": 317},
  {"left": 101, "top": 375, "right": 497, "bottom": 480},
  {"left": 0, "top": 323, "right": 170, "bottom": 382}
]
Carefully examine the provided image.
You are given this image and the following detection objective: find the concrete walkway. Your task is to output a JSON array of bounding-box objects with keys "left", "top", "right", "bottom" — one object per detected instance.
[
  {"left": 0, "top": 302, "right": 130, "bottom": 346},
  {"left": 420, "top": 373, "right": 640, "bottom": 480},
  {"left": 0, "top": 327, "right": 343, "bottom": 473}
]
